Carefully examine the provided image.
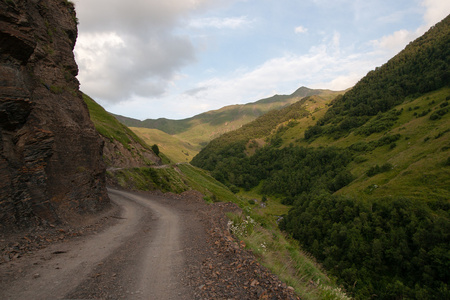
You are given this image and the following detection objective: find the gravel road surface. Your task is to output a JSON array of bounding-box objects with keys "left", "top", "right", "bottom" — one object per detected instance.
[{"left": 0, "top": 188, "right": 299, "bottom": 299}]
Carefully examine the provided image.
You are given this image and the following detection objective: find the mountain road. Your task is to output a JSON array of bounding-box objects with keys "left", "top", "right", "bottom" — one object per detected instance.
[
  {"left": 0, "top": 188, "right": 299, "bottom": 299},
  {"left": 0, "top": 189, "right": 194, "bottom": 299}
]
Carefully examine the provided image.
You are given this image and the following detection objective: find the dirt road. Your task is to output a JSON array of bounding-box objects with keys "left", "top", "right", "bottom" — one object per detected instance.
[
  {"left": 0, "top": 188, "right": 299, "bottom": 299},
  {"left": 0, "top": 189, "right": 192, "bottom": 300}
]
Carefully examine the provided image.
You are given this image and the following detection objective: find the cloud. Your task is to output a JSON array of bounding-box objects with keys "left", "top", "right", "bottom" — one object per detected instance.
[
  {"left": 189, "top": 16, "right": 253, "bottom": 29},
  {"left": 104, "top": 30, "right": 386, "bottom": 120},
  {"left": 294, "top": 26, "right": 308, "bottom": 34},
  {"left": 369, "top": 29, "right": 418, "bottom": 54},
  {"left": 167, "top": 35, "right": 378, "bottom": 114},
  {"left": 183, "top": 86, "right": 209, "bottom": 96},
  {"left": 422, "top": 0, "right": 450, "bottom": 27},
  {"left": 369, "top": 0, "right": 449, "bottom": 57},
  {"left": 72, "top": 0, "right": 216, "bottom": 103},
  {"left": 72, "top": 0, "right": 450, "bottom": 120},
  {"left": 73, "top": 0, "right": 214, "bottom": 33}
]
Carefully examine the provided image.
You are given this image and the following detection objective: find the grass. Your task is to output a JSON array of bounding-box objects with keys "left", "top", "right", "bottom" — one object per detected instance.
[
  {"left": 229, "top": 188, "right": 351, "bottom": 299},
  {"left": 83, "top": 93, "right": 151, "bottom": 152},
  {"left": 227, "top": 211, "right": 351, "bottom": 300},
  {"left": 109, "top": 163, "right": 244, "bottom": 203},
  {"left": 109, "top": 166, "right": 188, "bottom": 193},
  {"left": 130, "top": 127, "right": 200, "bottom": 163},
  {"left": 337, "top": 88, "right": 450, "bottom": 202},
  {"left": 178, "top": 164, "right": 251, "bottom": 206}
]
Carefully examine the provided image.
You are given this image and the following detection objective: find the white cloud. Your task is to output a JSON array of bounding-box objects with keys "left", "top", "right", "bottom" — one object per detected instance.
[
  {"left": 369, "top": 0, "right": 449, "bottom": 58},
  {"left": 72, "top": 0, "right": 218, "bottom": 103},
  {"left": 171, "top": 36, "right": 377, "bottom": 112},
  {"left": 103, "top": 30, "right": 386, "bottom": 120},
  {"left": 294, "top": 26, "right": 308, "bottom": 34},
  {"left": 369, "top": 29, "right": 419, "bottom": 54},
  {"left": 189, "top": 16, "right": 253, "bottom": 29},
  {"left": 422, "top": 0, "right": 450, "bottom": 27},
  {"left": 73, "top": 0, "right": 214, "bottom": 33},
  {"left": 72, "top": 0, "right": 450, "bottom": 120}
]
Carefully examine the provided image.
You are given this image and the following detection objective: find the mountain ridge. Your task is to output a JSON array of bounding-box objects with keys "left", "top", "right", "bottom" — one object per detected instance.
[
  {"left": 114, "top": 87, "right": 343, "bottom": 162},
  {"left": 114, "top": 86, "right": 339, "bottom": 134}
]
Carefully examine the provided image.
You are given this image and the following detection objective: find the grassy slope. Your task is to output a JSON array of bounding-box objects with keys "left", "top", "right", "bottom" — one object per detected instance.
[
  {"left": 83, "top": 93, "right": 172, "bottom": 165},
  {"left": 285, "top": 87, "right": 450, "bottom": 202},
  {"left": 234, "top": 86, "right": 449, "bottom": 217},
  {"left": 83, "top": 93, "right": 150, "bottom": 151},
  {"left": 130, "top": 127, "right": 198, "bottom": 163},
  {"left": 189, "top": 87, "right": 449, "bottom": 298}
]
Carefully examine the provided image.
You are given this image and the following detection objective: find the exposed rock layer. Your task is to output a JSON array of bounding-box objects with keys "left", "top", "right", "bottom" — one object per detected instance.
[
  {"left": 102, "top": 137, "right": 162, "bottom": 169},
  {"left": 0, "top": 0, "right": 108, "bottom": 230}
]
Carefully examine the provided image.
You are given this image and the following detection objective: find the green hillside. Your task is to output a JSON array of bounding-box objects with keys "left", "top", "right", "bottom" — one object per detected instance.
[
  {"left": 191, "top": 16, "right": 450, "bottom": 299},
  {"left": 305, "top": 15, "right": 449, "bottom": 141},
  {"left": 83, "top": 93, "right": 148, "bottom": 150},
  {"left": 114, "top": 87, "right": 343, "bottom": 162},
  {"left": 83, "top": 93, "right": 169, "bottom": 166},
  {"left": 129, "top": 127, "right": 198, "bottom": 163}
]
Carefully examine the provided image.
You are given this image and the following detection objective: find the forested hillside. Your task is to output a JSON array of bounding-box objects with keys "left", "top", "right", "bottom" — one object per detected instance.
[{"left": 192, "top": 15, "right": 450, "bottom": 299}]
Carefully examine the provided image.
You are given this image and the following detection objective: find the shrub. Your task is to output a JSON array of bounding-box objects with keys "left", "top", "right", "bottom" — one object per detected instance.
[
  {"left": 151, "top": 144, "right": 160, "bottom": 156},
  {"left": 366, "top": 163, "right": 393, "bottom": 177}
]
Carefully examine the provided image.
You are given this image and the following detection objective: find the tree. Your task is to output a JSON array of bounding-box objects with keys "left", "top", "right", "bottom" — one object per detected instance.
[{"left": 151, "top": 144, "right": 160, "bottom": 156}]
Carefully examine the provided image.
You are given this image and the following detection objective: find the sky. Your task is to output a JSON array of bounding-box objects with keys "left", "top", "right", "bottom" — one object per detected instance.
[{"left": 72, "top": 0, "right": 450, "bottom": 120}]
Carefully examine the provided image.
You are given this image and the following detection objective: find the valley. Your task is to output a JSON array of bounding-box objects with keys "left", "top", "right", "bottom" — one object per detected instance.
[{"left": 1, "top": 1, "right": 448, "bottom": 299}]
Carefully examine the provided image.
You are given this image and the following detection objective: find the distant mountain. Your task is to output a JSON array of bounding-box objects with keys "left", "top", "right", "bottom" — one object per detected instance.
[
  {"left": 113, "top": 87, "right": 343, "bottom": 162},
  {"left": 115, "top": 86, "right": 337, "bottom": 134},
  {"left": 191, "top": 15, "right": 450, "bottom": 299}
]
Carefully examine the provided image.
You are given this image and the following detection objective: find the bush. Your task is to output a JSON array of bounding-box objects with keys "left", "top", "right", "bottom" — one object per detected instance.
[
  {"left": 366, "top": 163, "right": 393, "bottom": 177},
  {"left": 377, "top": 134, "right": 401, "bottom": 147},
  {"left": 429, "top": 107, "right": 448, "bottom": 120},
  {"left": 445, "top": 157, "right": 450, "bottom": 166},
  {"left": 152, "top": 144, "right": 160, "bottom": 156},
  {"left": 281, "top": 196, "right": 295, "bottom": 205}
]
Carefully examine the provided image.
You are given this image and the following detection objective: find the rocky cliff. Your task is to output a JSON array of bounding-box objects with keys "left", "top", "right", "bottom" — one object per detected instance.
[{"left": 0, "top": 0, "right": 108, "bottom": 230}]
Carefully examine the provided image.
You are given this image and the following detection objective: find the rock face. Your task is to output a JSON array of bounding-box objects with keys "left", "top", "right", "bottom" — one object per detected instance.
[
  {"left": 0, "top": 0, "right": 108, "bottom": 230},
  {"left": 102, "top": 137, "right": 163, "bottom": 169}
]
